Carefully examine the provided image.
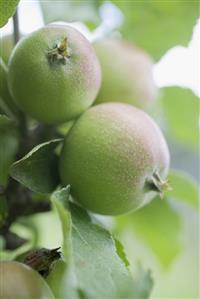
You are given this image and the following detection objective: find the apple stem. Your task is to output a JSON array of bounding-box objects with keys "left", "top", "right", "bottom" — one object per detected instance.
[
  {"left": 48, "top": 37, "right": 71, "bottom": 63},
  {"left": 146, "top": 171, "right": 171, "bottom": 198}
]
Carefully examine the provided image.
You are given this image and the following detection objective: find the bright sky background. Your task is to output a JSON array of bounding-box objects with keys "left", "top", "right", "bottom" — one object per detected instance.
[{"left": 1, "top": 0, "right": 199, "bottom": 98}]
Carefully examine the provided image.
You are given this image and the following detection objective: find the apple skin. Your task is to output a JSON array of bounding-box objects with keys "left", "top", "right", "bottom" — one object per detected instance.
[
  {"left": 59, "top": 103, "right": 170, "bottom": 215},
  {"left": 0, "top": 261, "right": 54, "bottom": 299},
  {"left": 8, "top": 24, "right": 101, "bottom": 124},
  {"left": 94, "top": 38, "right": 157, "bottom": 110}
]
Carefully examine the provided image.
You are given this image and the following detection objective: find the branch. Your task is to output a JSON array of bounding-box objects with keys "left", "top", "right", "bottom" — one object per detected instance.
[{"left": 13, "top": 9, "right": 20, "bottom": 45}]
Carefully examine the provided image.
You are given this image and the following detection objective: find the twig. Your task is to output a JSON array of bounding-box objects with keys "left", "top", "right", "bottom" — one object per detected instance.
[
  {"left": 12, "top": 9, "right": 29, "bottom": 155},
  {"left": 13, "top": 9, "right": 20, "bottom": 45}
]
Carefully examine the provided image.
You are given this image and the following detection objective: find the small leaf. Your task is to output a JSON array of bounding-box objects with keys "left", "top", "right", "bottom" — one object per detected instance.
[
  {"left": 48, "top": 188, "right": 153, "bottom": 299},
  {"left": 10, "top": 139, "right": 62, "bottom": 193},
  {"left": 161, "top": 87, "right": 199, "bottom": 150},
  {"left": 114, "top": 238, "right": 130, "bottom": 268},
  {"left": 0, "top": 114, "right": 18, "bottom": 187},
  {"left": 0, "top": 0, "right": 20, "bottom": 27},
  {"left": 115, "top": 198, "right": 182, "bottom": 267},
  {"left": 168, "top": 169, "right": 199, "bottom": 212}
]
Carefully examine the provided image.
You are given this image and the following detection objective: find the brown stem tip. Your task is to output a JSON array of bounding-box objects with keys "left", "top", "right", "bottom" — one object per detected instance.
[
  {"left": 48, "top": 37, "right": 71, "bottom": 63},
  {"left": 146, "top": 171, "right": 172, "bottom": 198},
  {"left": 24, "top": 247, "right": 61, "bottom": 277}
]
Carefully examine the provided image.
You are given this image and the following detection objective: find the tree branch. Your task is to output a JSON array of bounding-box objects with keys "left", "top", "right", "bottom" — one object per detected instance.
[{"left": 13, "top": 9, "right": 20, "bottom": 45}]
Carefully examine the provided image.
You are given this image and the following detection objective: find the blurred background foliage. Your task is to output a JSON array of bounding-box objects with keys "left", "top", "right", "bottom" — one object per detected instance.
[
  {"left": 0, "top": 0, "right": 199, "bottom": 298},
  {"left": 39, "top": 0, "right": 199, "bottom": 60}
]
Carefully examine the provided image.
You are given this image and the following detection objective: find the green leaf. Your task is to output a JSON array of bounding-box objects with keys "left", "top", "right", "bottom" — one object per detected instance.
[
  {"left": 114, "top": 238, "right": 130, "bottom": 268},
  {"left": 0, "top": 0, "right": 20, "bottom": 27},
  {"left": 112, "top": 0, "right": 199, "bottom": 60},
  {"left": 48, "top": 188, "right": 153, "bottom": 299},
  {"left": 10, "top": 139, "right": 62, "bottom": 193},
  {"left": 115, "top": 198, "right": 182, "bottom": 267},
  {"left": 168, "top": 170, "right": 199, "bottom": 212},
  {"left": 51, "top": 186, "right": 72, "bottom": 260},
  {"left": 40, "top": 0, "right": 100, "bottom": 25},
  {"left": 70, "top": 204, "right": 136, "bottom": 299},
  {"left": 161, "top": 87, "right": 199, "bottom": 150},
  {"left": 0, "top": 115, "right": 18, "bottom": 187}
]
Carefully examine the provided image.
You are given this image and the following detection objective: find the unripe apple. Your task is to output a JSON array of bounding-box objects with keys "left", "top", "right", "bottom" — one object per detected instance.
[
  {"left": 94, "top": 39, "right": 157, "bottom": 109},
  {"left": 59, "top": 103, "right": 170, "bottom": 215},
  {"left": 0, "top": 261, "right": 54, "bottom": 299},
  {"left": 8, "top": 24, "right": 101, "bottom": 124}
]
